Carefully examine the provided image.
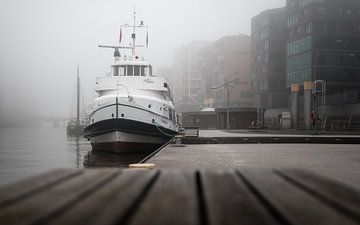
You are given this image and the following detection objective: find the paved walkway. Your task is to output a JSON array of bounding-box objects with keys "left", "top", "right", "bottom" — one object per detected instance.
[
  {"left": 199, "top": 129, "right": 360, "bottom": 138},
  {"left": 150, "top": 143, "right": 360, "bottom": 189}
]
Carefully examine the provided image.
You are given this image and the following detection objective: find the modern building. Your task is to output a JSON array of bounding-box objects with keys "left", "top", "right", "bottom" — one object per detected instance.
[
  {"left": 212, "top": 35, "right": 254, "bottom": 109},
  {"left": 172, "top": 41, "right": 211, "bottom": 113},
  {"left": 286, "top": 0, "right": 360, "bottom": 129},
  {"left": 251, "top": 8, "right": 288, "bottom": 110}
]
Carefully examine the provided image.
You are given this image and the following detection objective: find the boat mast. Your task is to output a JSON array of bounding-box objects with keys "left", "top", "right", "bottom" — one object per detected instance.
[
  {"left": 131, "top": 7, "right": 136, "bottom": 57},
  {"left": 76, "top": 65, "right": 80, "bottom": 126},
  {"left": 98, "top": 9, "right": 147, "bottom": 59}
]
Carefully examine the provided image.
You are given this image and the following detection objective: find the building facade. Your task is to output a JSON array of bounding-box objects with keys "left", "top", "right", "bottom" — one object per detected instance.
[
  {"left": 212, "top": 35, "right": 254, "bottom": 108},
  {"left": 172, "top": 41, "right": 211, "bottom": 112},
  {"left": 251, "top": 8, "right": 288, "bottom": 110},
  {"left": 286, "top": 0, "right": 360, "bottom": 129}
]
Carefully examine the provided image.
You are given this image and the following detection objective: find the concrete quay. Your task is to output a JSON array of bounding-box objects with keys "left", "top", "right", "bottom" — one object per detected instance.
[
  {"left": 183, "top": 129, "right": 360, "bottom": 144},
  {"left": 146, "top": 130, "right": 360, "bottom": 189},
  {"left": 149, "top": 143, "right": 360, "bottom": 189}
]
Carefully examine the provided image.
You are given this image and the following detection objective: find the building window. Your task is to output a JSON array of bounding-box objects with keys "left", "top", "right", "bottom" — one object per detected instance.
[
  {"left": 297, "top": 25, "right": 303, "bottom": 34},
  {"left": 260, "top": 16, "right": 269, "bottom": 27},
  {"left": 305, "top": 22, "right": 312, "bottom": 34},
  {"left": 264, "top": 40, "right": 269, "bottom": 50},
  {"left": 327, "top": 22, "right": 336, "bottom": 34},
  {"left": 260, "top": 80, "right": 269, "bottom": 90},
  {"left": 337, "top": 7, "right": 344, "bottom": 15},
  {"left": 264, "top": 53, "right": 269, "bottom": 64},
  {"left": 289, "top": 29, "right": 295, "bottom": 37},
  {"left": 314, "top": 7, "right": 326, "bottom": 15},
  {"left": 287, "top": 13, "right": 299, "bottom": 27},
  {"left": 315, "top": 22, "right": 327, "bottom": 34},
  {"left": 345, "top": 8, "right": 352, "bottom": 16},
  {"left": 303, "top": 8, "right": 311, "bottom": 16},
  {"left": 340, "top": 23, "right": 354, "bottom": 32},
  {"left": 287, "top": 36, "right": 312, "bottom": 57},
  {"left": 338, "top": 8, "right": 352, "bottom": 16}
]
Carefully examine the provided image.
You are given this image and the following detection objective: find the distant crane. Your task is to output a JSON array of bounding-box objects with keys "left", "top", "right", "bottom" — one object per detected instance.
[{"left": 212, "top": 79, "right": 247, "bottom": 129}]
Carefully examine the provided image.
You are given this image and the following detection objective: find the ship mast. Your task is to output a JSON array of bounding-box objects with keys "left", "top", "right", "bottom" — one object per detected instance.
[
  {"left": 132, "top": 8, "right": 136, "bottom": 57},
  {"left": 76, "top": 65, "right": 80, "bottom": 126},
  {"left": 98, "top": 9, "right": 148, "bottom": 58}
]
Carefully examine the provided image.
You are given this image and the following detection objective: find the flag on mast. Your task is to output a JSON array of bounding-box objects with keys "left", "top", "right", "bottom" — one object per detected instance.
[{"left": 119, "top": 26, "right": 123, "bottom": 44}]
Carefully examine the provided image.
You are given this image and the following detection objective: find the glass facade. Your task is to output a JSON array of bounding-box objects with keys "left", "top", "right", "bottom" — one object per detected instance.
[
  {"left": 286, "top": 0, "right": 360, "bottom": 106},
  {"left": 286, "top": 36, "right": 313, "bottom": 84}
]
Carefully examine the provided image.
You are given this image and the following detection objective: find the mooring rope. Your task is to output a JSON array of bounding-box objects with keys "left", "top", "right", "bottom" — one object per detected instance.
[{"left": 152, "top": 121, "right": 177, "bottom": 138}]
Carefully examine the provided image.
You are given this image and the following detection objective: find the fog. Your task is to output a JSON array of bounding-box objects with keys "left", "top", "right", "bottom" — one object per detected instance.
[{"left": 0, "top": 0, "right": 284, "bottom": 126}]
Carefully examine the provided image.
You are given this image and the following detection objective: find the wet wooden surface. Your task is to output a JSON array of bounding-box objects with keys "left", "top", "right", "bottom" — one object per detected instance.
[{"left": 0, "top": 168, "right": 359, "bottom": 225}]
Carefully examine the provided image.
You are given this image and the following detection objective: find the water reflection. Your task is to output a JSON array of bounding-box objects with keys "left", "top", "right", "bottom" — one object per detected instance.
[
  {"left": 66, "top": 135, "right": 91, "bottom": 169},
  {"left": 0, "top": 127, "right": 150, "bottom": 186},
  {"left": 66, "top": 134, "right": 148, "bottom": 168},
  {"left": 84, "top": 151, "right": 148, "bottom": 167}
]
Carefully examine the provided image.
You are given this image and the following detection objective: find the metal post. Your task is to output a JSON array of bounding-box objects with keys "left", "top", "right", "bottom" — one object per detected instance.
[
  {"left": 322, "top": 81, "right": 326, "bottom": 133},
  {"left": 314, "top": 95, "right": 318, "bottom": 135},
  {"left": 304, "top": 81, "right": 313, "bottom": 130},
  {"left": 188, "top": 46, "right": 191, "bottom": 104},
  {"left": 226, "top": 87, "right": 230, "bottom": 129},
  {"left": 291, "top": 84, "right": 300, "bottom": 129},
  {"left": 76, "top": 65, "right": 80, "bottom": 126},
  {"left": 212, "top": 79, "right": 246, "bottom": 130}
]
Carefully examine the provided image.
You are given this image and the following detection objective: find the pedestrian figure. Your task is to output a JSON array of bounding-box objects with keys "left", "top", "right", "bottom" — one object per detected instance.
[
  {"left": 278, "top": 114, "right": 282, "bottom": 130},
  {"left": 310, "top": 111, "right": 316, "bottom": 128}
]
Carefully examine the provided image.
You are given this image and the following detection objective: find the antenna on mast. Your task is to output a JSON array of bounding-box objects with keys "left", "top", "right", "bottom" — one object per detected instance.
[{"left": 100, "top": 8, "right": 148, "bottom": 59}]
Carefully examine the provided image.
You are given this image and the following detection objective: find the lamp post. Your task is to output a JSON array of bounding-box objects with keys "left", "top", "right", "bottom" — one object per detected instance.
[{"left": 212, "top": 79, "right": 247, "bottom": 129}]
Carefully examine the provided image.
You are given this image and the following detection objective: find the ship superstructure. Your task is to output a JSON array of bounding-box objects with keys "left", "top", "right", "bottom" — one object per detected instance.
[{"left": 85, "top": 12, "right": 178, "bottom": 153}]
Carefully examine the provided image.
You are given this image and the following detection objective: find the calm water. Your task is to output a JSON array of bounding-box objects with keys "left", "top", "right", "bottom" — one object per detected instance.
[{"left": 0, "top": 127, "right": 147, "bottom": 186}]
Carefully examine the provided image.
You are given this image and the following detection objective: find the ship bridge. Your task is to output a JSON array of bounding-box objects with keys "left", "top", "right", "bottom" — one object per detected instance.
[{"left": 111, "top": 59, "right": 153, "bottom": 77}]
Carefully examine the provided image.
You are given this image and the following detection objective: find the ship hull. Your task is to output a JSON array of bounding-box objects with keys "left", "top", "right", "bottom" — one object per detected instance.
[{"left": 85, "top": 118, "right": 177, "bottom": 154}]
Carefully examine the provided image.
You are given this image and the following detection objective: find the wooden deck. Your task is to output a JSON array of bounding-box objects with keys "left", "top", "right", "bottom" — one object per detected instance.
[{"left": 0, "top": 168, "right": 359, "bottom": 225}]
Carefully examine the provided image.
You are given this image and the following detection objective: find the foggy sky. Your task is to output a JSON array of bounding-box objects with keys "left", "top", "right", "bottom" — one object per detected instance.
[{"left": 0, "top": 0, "right": 285, "bottom": 121}]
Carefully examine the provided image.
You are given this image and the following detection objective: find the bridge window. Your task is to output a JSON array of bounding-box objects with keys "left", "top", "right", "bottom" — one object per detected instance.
[
  {"left": 120, "top": 66, "right": 126, "bottom": 76},
  {"left": 127, "top": 66, "right": 133, "bottom": 76},
  {"left": 134, "top": 66, "right": 140, "bottom": 76},
  {"left": 141, "top": 66, "right": 145, "bottom": 76}
]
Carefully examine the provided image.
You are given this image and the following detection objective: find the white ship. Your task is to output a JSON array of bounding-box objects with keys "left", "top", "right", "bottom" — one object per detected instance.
[{"left": 85, "top": 13, "right": 178, "bottom": 153}]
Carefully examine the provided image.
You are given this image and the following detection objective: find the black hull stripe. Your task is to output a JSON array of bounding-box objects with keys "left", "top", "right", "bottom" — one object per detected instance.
[
  {"left": 89, "top": 103, "right": 170, "bottom": 120},
  {"left": 84, "top": 118, "right": 178, "bottom": 138}
]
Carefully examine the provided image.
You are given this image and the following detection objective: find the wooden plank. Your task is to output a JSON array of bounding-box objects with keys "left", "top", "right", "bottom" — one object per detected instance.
[
  {"left": 129, "top": 170, "right": 199, "bottom": 225},
  {"left": 200, "top": 170, "right": 279, "bottom": 225},
  {"left": 0, "top": 169, "right": 82, "bottom": 208},
  {"left": 0, "top": 169, "right": 119, "bottom": 225},
  {"left": 276, "top": 169, "right": 360, "bottom": 222},
  {"left": 48, "top": 169, "right": 159, "bottom": 225},
  {"left": 238, "top": 169, "right": 358, "bottom": 225}
]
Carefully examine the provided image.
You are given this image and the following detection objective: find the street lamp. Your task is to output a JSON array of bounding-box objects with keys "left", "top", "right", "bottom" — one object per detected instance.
[{"left": 212, "top": 79, "right": 248, "bottom": 129}]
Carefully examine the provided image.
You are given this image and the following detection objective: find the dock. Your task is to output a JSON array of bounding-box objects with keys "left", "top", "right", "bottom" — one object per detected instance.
[
  {"left": 182, "top": 129, "right": 360, "bottom": 144},
  {"left": 1, "top": 129, "right": 360, "bottom": 224},
  {"left": 0, "top": 168, "right": 360, "bottom": 225}
]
